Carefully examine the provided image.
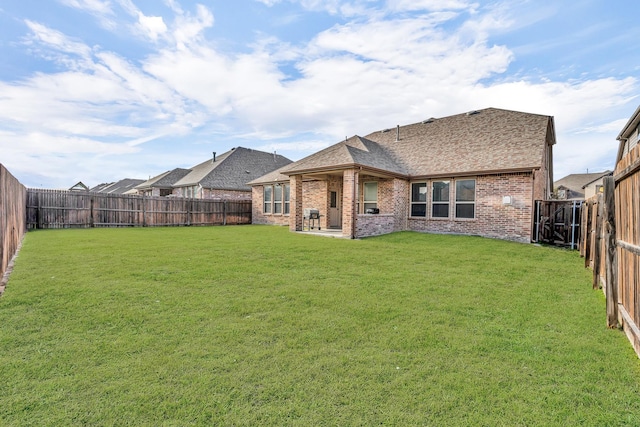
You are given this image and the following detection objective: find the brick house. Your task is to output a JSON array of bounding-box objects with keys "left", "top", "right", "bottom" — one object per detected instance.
[
  {"left": 250, "top": 108, "right": 555, "bottom": 243},
  {"left": 135, "top": 168, "right": 191, "bottom": 197},
  {"left": 163, "top": 147, "right": 291, "bottom": 200}
]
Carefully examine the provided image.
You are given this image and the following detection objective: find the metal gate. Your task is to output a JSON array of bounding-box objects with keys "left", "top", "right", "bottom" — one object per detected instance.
[{"left": 533, "top": 200, "right": 583, "bottom": 249}]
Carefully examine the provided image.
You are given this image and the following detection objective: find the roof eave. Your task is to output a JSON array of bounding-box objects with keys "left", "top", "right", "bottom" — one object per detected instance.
[
  {"left": 283, "top": 163, "right": 407, "bottom": 179},
  {"left": 617, "top": 105, "right": 640, "bottom": 141},
  {"left": 410, "top": 167, "right": 539, "bottom": 180}
]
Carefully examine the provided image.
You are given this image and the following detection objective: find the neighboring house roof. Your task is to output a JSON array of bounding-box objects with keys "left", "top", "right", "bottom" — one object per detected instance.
[
  {"left": 69, "top": 181, "right": 89, "bottom": 191},
  {"left": 278, "top": 108, "right": 554, "bottom": 179},
  {"left": 173, "top": 147, "right": 292, "bottom": 191},
  {"left": 135, "top": 168, "right": 191, "bottom": 191},
  {"left": 616, "top": 104, "right": 640, "bottom": 163},
  {"left": 89, "top": 182, "right": 113, "bottom": 192},
  {"left": 247, "top": 165, "right": 291, "bottom": 185},
  {"left": 553, "top": 171, "right": 612, "bottom": 199},
  {"left": 91, "top": 178, "right": 145, "bottom": 194}
]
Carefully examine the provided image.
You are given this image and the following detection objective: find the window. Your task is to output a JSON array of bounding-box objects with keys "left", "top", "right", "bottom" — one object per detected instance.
[
  {"left": 363, "top": 182, "right": 378, "bottom": 212},
  {"left": 330, "top": 191, "right": 338, "bottom": 209},
  {"left": 263, "top": 184, "right": 289, "bottom": 215},
  {"left": 263, "top": 186, "right": 272, "bottom": 214},
  {"left": 274, "top": 185, "right": 283, "bottom": 214},
  {"left": 284, "top": 184, "right": 290, "bottom": 214},
  {"left": 455, "top": 179, "right": 475, "bottom": 219},
  {"left": 411, "top": 182, "right": 427, "bottom": 217},
  {"left": 432, "top": 181, "right": 450, "bottom": 218}
]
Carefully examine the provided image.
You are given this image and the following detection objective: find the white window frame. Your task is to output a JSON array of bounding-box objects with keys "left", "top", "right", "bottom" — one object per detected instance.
[
  {"left": 274, "top": 185, "right": 283, "bottom": 214},
  {"left": 263, "top": 186, "right": 272, "bottom": 214},
  {"left": 362, "top": 181, "right": 378, "bottom": 213},
  {"left": 283, "top": 184, "right": 290, "bottom": 215}
]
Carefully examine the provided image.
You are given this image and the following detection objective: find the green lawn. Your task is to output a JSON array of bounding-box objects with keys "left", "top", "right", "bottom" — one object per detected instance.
[{"left": 1, "top": 226, "right": 639, "bottom": 426}]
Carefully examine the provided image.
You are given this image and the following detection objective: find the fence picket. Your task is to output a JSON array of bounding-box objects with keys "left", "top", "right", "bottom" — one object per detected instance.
[{"left": 26, "top": 189, "right": 251, "bottom": 229}]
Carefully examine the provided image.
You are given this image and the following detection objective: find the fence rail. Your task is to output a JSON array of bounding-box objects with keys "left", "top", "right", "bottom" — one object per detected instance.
[
  {"left": 26, "top": 189, "right": 251, "bottom": 229},
  {"left": 0, "top": 164, "right": 27, "bottom": 293},
  {"left": 581, "top": 142, "right": 640, "bottom": 357}
]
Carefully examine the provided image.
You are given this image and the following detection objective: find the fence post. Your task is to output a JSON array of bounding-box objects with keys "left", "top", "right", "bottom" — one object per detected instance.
[
  {"left": 36, "top": 191, "right": 42, "bottom": 230},
  {"left": 603, "top": 176, "right": 619, "bottom": 328},
  {"left": 90, "top": 195, "right": 94, "bottom": 228},
  {"left": 592, "top": 194, "right": 603, "bottom": 289},
  {"left": 223, "top": 200, "right": 227, "bottom": 226}
]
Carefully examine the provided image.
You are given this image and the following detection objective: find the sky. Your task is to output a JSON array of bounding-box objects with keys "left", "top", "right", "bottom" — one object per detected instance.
[{"left": 0, "top": 0, "right": 638, "bottom": 189}]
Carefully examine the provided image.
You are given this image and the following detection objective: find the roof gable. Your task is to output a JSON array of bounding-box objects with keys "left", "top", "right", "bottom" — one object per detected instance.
[
  {"left": 283, "top": 135, "right": 407, "bottom": 176},
  {"left": 281, "top": 108, "right": 553, "bottom": 178},
  {"left": 364, "top": 108, "right": 553, "bottom": 177},
  {"left": 136, "top": 168, "right": 191, "bottom": 190},
  {"left": 174, "top": 147, "right": 292, "bottom": 191},
  {"left": 92, "top": 178, "right": 145, "bottom": 194},
  {"left": 554, "top": 171, "right": 612, "bottom": 191}
]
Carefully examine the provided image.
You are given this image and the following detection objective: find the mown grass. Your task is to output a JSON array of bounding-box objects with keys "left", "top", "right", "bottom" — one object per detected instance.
[{"left": 1, "top": 226, "right": 639, "bottom": 426}]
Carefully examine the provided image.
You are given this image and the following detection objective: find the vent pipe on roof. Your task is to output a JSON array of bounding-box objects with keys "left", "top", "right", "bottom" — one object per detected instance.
[
  {"left": 212, "top": 152, "right": 216, "bottom": 163},
  {"left": 395, "top": 125, "right": 400, "bottom": 142}
]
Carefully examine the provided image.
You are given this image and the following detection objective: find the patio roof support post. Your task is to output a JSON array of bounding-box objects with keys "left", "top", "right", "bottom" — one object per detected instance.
[
  {"left": 290, "top": 175, "right": 303, "bottom": 231},
  {"left": 342, "top": 169, "right": 358, "bottom": 238}
]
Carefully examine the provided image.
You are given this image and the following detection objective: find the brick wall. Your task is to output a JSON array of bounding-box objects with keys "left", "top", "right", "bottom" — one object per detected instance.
[
  {"left": 302, "top": 180, "right": 328, "bottom": 229},
  {"left": 355, "top": 214, "right": 395, "bottom": 237},
  {"left": 202, "top": 188, "right": 250, "bottom": 200},
  {"left": 407, "top": 173, "right": 534, "bottom": 243},
  {"left": 253, "top": 171, "right": 535, "bottom": 242},
  {"left": 342, "top": 170, "right": 358, "bottom": 237},
  {"left": 252, "top": 186, "right": 289, "bottom": 226},
  {"left": 172, "top": 187, "right": 249, "bottom": 200}
]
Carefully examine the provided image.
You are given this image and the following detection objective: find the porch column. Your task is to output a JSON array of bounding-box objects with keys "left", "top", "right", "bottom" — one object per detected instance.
[
  {"left": 342, "top": 169, "right": 358, "bottom": 238},
  {"left": 290, "top": 175, "right": 303, "bottom": 231}
]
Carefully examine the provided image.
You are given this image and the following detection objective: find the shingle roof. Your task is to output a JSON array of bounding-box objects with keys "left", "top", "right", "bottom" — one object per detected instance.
[
  {"left": 247, "top": 164, "right": 291, "bottom": 185},
  {"left": 135, "top": 168, "right": 191, "bottom": 190},
  {"left": 91, "top": 178, "right": 145, "bottom": 194},
  {"left": 282, "top": 136, "right": 407, "bottom": 176},
  {"left": 279, "top": 108, "right": 554, "bottom": 179},
  {"left": 554, "top": 171, "right": 612, "bottom": 197},
  {"left": 174, "top": 147, "right": 292, "bottom": 191}
]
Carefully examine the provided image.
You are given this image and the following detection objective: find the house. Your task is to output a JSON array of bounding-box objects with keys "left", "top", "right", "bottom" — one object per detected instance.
[
  {"left": 134, "top": 168, "right": 191, "bottom": 197},
  {"left": 171, "top": 147, "right": 292, "bottom": 200},
  {"left": 554, "top": 171, "right": 612, "bottom": 200},
  {"left": 90, "top": 178, "right": 145, "bottom": 195},
  {"left": 250, "top": 107, "right": 555, "bottom": 243}
]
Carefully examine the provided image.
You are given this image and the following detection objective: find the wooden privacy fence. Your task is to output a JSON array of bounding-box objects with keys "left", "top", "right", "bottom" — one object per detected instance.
[
  {"left": 0, "top": 164, "right": 27, "bottom": 293},
  {"left": 533, "top": 200, "right": 582, "bottom": 249},
  {"left": 581, "top": 149, "right": 640, "bottom": 357},
  {"left": 26, "top": 189, "right": 252, "bottom": 229}
]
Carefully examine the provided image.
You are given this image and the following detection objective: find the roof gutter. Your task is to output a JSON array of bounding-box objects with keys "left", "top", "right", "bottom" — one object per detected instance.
[
  {"left": 409, "top": 166, "right": 539, "bottom": 180},
  {"left": 282, "top": 163, "right": 408, "bottom": 180}
]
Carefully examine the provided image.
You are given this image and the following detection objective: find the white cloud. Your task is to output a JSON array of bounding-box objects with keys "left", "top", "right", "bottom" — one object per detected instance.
[
  {"left": 58, "top": 0, "right": 117, "bottom": 29},
  {"left": 387, "top": 0, "right": 474, "bottom": 12},
  {"left": 24, "top": 20, "right": 93, "bottom": 59},
  {"left": 3, "top": 0, "right": 638, "bottom": 188},
  {"left": 255, "top": 0, "right": 282, "bottom": 5},
  {"left": 136, "top": 13, "right": 168, "bottom": 41}
]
